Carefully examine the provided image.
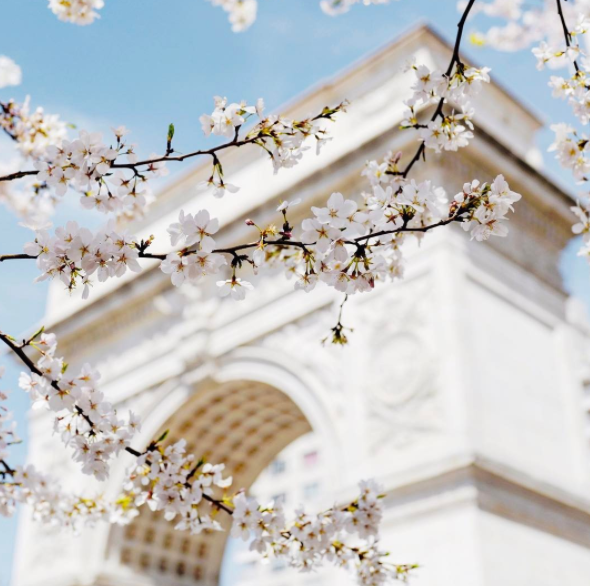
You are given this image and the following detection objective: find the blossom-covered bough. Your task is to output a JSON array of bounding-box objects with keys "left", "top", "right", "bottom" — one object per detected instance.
[
  {"left": 0, "top": 0, "right": 586, "bottom": 584},
  {"left": 458, "top": 0, "right": 590, "bottom": 261},
  {"left": 0, "top": 330, "right": 416, "bottom": 583},
  {"left": 0, "top": 0, "right": 514, "bottom": 308},
  {"left": 0, "top": 96, "right": 345, "bottom": 221}
]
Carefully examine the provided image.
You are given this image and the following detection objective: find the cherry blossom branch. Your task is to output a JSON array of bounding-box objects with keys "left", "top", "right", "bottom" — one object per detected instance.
[
  {"left": 112, "top": 107, "right": 335, "bottom": 170},
  {"left": 0, "top": 332, "right": 231, "bottom": 511},
  {"left": 397, "top": 0, "right": 477, "bottom": 179},
  {"left": 135, "top": 236, "right": 312, "bottom": 262},
  {"left": 0, "top": 7, "right": 512, "bottom": 316},
  {"left": 0, "top": 333, "right": 233, "bottom": 515},
  {"left": 0, "top": 171, "right": 521, "bottom": 308},
  {"left": 0, "top": 331, "right": 233, "bottom": 508},
  {"left": 0, "top": 327, "right": 414, "bottom": 583},
  {"left": 0, "top": 329, "right": 140, "bottom": 455},
  {"left": 523, "top": 1, "right": 590, "bottom": 263},
  {"left": 0, "top": 104, "right": 344, "bottom": 184},
  {"left": 0, "top": 213, "right": 464, "bottom": 265},
  {"left": 0, "top": 332, "right": 52, "bottom": 386},
  {"left": 0, "top": 332, "right": 102, "bottom": 442}
]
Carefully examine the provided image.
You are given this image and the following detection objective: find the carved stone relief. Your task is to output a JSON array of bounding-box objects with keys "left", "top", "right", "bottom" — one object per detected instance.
[{"left": 356, "top": 277, "right": 442, "bottom": 450}]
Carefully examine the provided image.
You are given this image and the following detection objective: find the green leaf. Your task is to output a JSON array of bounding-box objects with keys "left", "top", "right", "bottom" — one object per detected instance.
[
  {"left": 30, "top": 325, "right": 45, "bottom": 342},
  {"left": 156, "top": 429, "right": 169, "bottom": 443}
]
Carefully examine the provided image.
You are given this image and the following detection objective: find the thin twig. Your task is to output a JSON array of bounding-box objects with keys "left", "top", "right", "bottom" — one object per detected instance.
[
  {"left": 556, "top": 0, "right": 581, "bottom": 72},
  {"left": 202, "top": 493, "right": 233, "bottom": 515}
]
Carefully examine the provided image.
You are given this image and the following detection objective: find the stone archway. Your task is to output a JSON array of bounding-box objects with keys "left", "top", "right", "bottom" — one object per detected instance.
[{"left": 107, "top": 378, "right": 318, "bottom": 585}]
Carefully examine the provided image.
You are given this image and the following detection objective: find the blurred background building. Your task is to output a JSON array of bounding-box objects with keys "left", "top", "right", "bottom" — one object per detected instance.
[{"left": 10, "top": 25, "right": 590, "bottom": 586}]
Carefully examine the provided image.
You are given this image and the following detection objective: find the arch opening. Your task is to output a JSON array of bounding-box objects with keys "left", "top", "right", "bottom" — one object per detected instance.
[{"left": 108, "top": 379, "right": 314, "bottom": 585}]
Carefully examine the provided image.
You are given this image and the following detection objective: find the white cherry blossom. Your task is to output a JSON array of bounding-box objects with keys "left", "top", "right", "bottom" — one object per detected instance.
[
  {"left": 0, "top": 56, "right": 22, "bottom": 89},
  {"left": 48, "top": 0, "right": 105, "bottom": 25},
  {"left": 217, "top": 277, "right": 254, "bottom": 300}
]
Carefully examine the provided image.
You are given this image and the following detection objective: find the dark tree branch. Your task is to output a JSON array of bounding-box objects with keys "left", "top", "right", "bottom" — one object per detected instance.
[
  {"left": 0, "top": 328, "right": 232, "bottom": 517},
  {"left": 0, "top": 253, "right": 37, "bottom": 262},
  {"left": 0, "top": 170, "right": 38, "bottom": 183}
]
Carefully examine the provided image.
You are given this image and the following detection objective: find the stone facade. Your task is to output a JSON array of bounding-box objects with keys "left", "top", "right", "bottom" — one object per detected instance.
[{"left": 11, "top": 25, "right": 590, "bottom": 586}]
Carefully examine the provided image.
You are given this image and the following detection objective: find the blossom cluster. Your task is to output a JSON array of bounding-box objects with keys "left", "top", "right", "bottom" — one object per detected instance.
[
  {"left": 17, "top": 332, "right": 140, "bottom": 480},
  {"left": 161, "top": 210, "right": 228, "bottom": 287},
  {"left": 121, "top": 439, "right": 232, "bottom": 531},
  {"left": 208, "top": 0, "right": 258, "bottom": 32},
  {"left": 267, "top": 170, "right": 519, "bottom": 295},
  {"left": 48, "top": 0, "right": 104, "bottom": 25},
  {"left": 0, "top": 74, "right": 69, "bottom": 225},
  {"left": 230, "top": 478, "right": 408, "bottom": 584},
  {"left": 549, "top": 123, "right": 590, "bottom": 181},
  {"left": 199, "top": 96, "right": 345, "bottom": 197},
  {"left": 531, "top": 16, "right": 590, "bottom": 130},
  {"left": 0, "top": 366, "right": 109, "bottom": 526},
  {"left": 0, "top": 461, "right": 110, "bottom": 528},
  {"left": 1, "top": 98, "right": 68, "bottom": 160},
  {"left": 532, "top": 15, "right": 590, "bottom": 88},
  {"left": 0, "top": 56, "right": 22, "bottom": 89},
  {"left": 34, "top": 127, "right": 163, "bottom": 219},
  {"left": 402, "top": 61, "right": 491, "bottom": 153},
  {"left": 121, "top": 439, "right": 406, "bottom": 585},
  {"left": 25, "top": 221, "right": 143, "bottom": 299},
  {"left": 456, "top": 175, "right": 522, "bottom": 241},
  {"left": 527, "top": 7, "right": 590, "bottom": 263},
  {"left": 0, "top": 98, "right": 69, "bottom": 225}
]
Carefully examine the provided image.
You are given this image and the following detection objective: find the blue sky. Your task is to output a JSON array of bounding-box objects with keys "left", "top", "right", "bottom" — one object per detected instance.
[{"left": 1, "top": 1, "right": 589, "bottom": 583}]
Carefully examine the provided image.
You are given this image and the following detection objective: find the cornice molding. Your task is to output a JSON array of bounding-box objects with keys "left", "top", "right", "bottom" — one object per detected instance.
[{"left": 381, "top": 455, "right": 590, "bottom": 549}]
